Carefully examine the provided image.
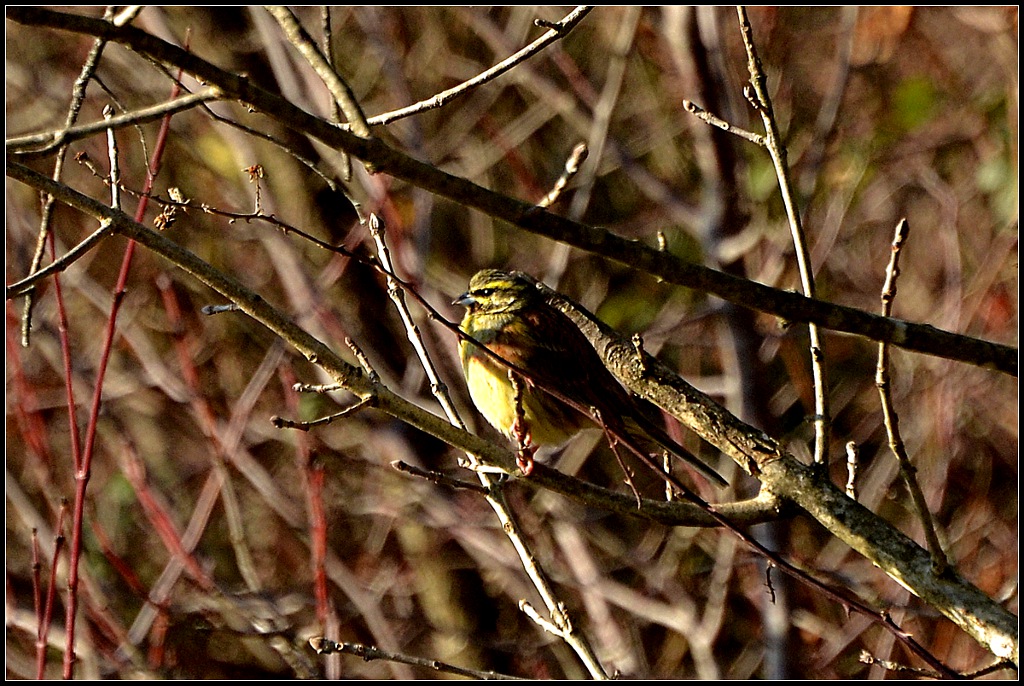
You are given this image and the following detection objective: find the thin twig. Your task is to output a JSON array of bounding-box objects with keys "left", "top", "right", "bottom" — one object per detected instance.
[
  {"left": 271, "top": 397, "right": 372, "bottom": 431},
  {"left": 18, "top": 9, "right": 112, "bottom": 346},
  {"left": 367, "top": 213, "right": 608, "bottom": 679},
  {"left": 265, "top": 6, "right": 371, "bottom": 138},
  {"left": 961, "top": 660, "right": 1020, "bottom": 679},
  {"left": 200, "top": 100, "right": 343, "bottom": 192},
  {"left": 367, "top": 215, "right": 466, "bottom": 431},
  {"left": 319, "top": 6, "right": 343, "bottom": 125},
  {"left": 367, "top": 7, "right": 593, "bottom": 126},
  {"left": 31, "top": 531, "right": 43, "bottom": 674},
  {"left": 390, "top": 460, "right": 490, "bottom": 495},
  {"left": 64, "top": 68, "right": 180, "bottom": 678},
  {"left": 319, "top": 6, "right": 350, "bottom": 184},
  {"left": 844, "top": 441, "right": 858, "bottom": 501},
  {"left": 536, "top": 142, "right": 588, "bottom": 208},
  {"left": 280, "top": 365, "right": 336, "bottom": 676},
  {"left": 6, "top": 162, "right": 1016, "bottom": 667},
  {"left": 6, "top": 7, "right": 1016, "bottom": 376},
  {"left": 875, "top": 218, "right": 948, "bottom": 573},
  {"left": 682, "top": 99, "right": 765, "bottom": 145},
  {"left": 735, "top": 6, "right": 831, "bottom": 467},
  {"left": 293, "top": 381, "right": 342, "bottom": 393},
  {"left": 62, "top": 99, "right": 126, "bottom": 679},
  {"left": 35, "top": 504, "right": 68, "bottom": 679},
  {"left": 6, "top": 89, "right": 222, "bottom": 157},
  {"left": 309, "top": 637, "right": 526, "bottom": 680},
  {"left": 859, "top": 650, "right": 944, "bottom": 679}
]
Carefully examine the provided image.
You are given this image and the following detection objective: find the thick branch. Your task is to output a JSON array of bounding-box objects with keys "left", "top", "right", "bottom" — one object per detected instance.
[
  {"left": 7, "top": 161, "right": 1017, "bottom": 666},
  {"left": 5, "top": 6, "right": 1016, "bottom": 376},
  {"left": 5, "top": 160, "right": 766, "bottom": 533},
  {"left": 543, "top": 281, "right": 1019, "bottom": 667}
]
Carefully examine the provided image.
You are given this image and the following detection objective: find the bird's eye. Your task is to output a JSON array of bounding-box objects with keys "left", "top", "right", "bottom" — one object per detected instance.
[{"left": 475, "top": 287, "right": 494, "bottom": 297}]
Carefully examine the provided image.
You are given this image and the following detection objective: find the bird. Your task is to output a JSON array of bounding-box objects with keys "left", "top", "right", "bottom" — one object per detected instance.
[{"left": 453, "top": 268, "right": 727, "bottom": 487}]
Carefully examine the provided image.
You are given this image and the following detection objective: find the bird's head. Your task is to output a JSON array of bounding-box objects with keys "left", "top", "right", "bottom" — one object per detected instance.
[{"left": 453, "top": 269, "right": 539, "bottom": 316}]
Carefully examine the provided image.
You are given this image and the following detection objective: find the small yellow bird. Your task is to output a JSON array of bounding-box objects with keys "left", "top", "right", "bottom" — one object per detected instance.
[{"left": 454, "top": 269, "right": 726, "bottom": 487}]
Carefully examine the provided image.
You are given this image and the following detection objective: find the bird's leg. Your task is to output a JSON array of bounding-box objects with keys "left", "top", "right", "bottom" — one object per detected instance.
[
  {"left": 514, "top": 435, "right": 537, "bottom": 475},
  {"left": 509, "top": 371, "right": 535, "bottom": 475}
]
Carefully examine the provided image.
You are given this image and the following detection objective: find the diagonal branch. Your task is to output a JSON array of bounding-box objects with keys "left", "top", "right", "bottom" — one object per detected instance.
[
  {"left": 736, "top": 5, "right": 830, "bottom": 467},
  {"left": 264, "top": 6, "right": 371, "bottom": 138},
  {"left": 6, "top": 161, "right": 1018, "bottom": 667},
  {"left": 367, "top": 6, "right": 594, "bottom": 126},
  {"left": 6, "top": 89, "right": 222, "bottom": 157},
  {"left": 4, "top": 6, "right": 1015, "bottom": 376}
]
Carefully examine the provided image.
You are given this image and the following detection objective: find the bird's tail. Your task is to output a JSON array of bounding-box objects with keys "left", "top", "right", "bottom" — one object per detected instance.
[{"left": 621, "top": 413, "right": 729, "bottom": 488}]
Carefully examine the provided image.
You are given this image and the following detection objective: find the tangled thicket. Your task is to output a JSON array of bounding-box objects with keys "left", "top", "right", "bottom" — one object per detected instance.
[{"left": 5, "top": 6, "right": 1018, "bottom": 679}]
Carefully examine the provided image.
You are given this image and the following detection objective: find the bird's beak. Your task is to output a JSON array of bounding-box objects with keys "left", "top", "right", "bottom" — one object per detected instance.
[{"left": 453, "top": 292, "right": 475, "bottom": 307}]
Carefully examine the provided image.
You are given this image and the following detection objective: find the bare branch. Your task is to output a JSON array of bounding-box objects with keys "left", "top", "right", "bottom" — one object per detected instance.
[
  {"left": 5, "top": 7, "right": 1015, "bottom": 376},
  {"left": 367, "top": 6, "right": 594, "bottom": 126}
]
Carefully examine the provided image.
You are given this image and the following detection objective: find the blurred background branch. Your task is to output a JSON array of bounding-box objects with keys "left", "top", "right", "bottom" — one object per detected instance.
[{"left": 6, "top": 6, "right": 1017, "bottom": 679}]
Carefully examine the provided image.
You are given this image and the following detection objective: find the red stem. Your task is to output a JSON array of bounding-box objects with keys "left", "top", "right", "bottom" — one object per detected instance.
[
  {"left": 37, "top": 505, "right": 68, "bottom": 679},
  {"left": 62, "top": 76, "right": 181, "bottom": 678},
  {"left": 308, "top": 460, "right": 330, "bottom": 626},
  {"left": 119, "top": 442, "right": 216, "bottom": 592},
  {"left": 50, "top": 229, "right": 83, "bottom": 474},
  {"left": 31, "top": 530, "right": 44, "bottom": 678},
  {"left": 89, "top": 518, "right": 149, "bottom": 600}
]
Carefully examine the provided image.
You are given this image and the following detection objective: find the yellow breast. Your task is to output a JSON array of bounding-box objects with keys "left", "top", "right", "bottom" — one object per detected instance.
[{"left": 462, "top": 353, "right": 584, "bottom": 447}]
